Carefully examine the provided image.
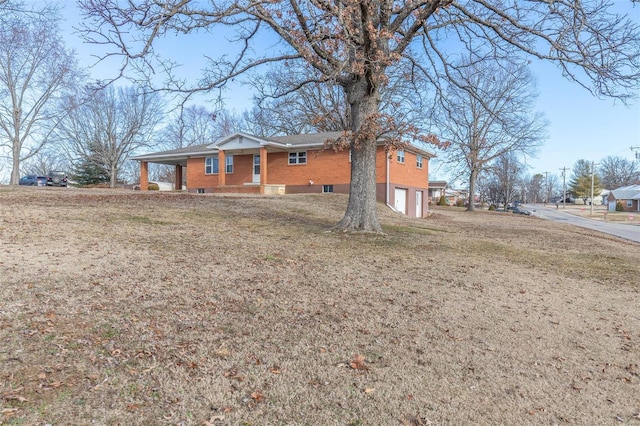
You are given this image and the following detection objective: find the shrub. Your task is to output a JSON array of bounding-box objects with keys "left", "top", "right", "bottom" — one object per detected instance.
[
  {"left": 456, "top": 199, "right": 465, "bottom": 207},
  {"left": 616, "top": 201, "right": 624, "bottom": 211},
  {"left": 488, "top": 204, "right": 496, "bottom": 211},
  {"left": 148, "top": 183, "right": 160, "bottom": 191},
  {"left": 438, "top": 195, "right": 447, "bottom": 206}
]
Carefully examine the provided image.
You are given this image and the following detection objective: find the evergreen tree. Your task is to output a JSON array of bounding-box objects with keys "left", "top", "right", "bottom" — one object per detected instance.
[
  {"left": 569, "top": 160, "right": 601, "bottom": 204},
  {"left": 71, "top": 158, "right": 110, "bottom": 186}
]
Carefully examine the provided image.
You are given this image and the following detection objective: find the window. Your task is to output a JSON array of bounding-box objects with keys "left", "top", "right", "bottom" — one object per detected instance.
[
  {"left": 289, "top": 151, "right": 307, "bottom": 165},
  {"left": 322, "top": 185, "right": 334, "bottom": 193},
  {"left": 225, "top": 155, "right": 234, "bottom": 173},
  {"left": 627, "top": 200, "right": 633, "bottom": 208},
  {"left": 397, "top": 150, "right": 405, "bottom": 164},
  {"left": 416, "top": 155, "right": 423, "bottom": 169},
  {"left": 205, "top": 156, "right": 219, "bottom": 174}
]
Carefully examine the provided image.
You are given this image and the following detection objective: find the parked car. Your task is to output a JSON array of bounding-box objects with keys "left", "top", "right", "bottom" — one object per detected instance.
[
  {"left": 19, "top": 175, "right": 48, "bottom": 186},
  {"left": 511, "top": 207, "right": 531, "bottom": 216},
  {"left": 47, "top": 171, "right": 68, "bottom": 187}
]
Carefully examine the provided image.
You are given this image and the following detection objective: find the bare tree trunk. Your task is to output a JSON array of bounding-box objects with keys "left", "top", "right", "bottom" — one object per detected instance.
[
  {"left": 110, "top": 164, "right": 117, "bottom": 188},
  {"left": 11, "top": 140, "right": 20, "bottom": 185},
  {"left": 467, "top": 168, "right": 478, "bottom": 212},
  {"left": 334, "top": 79, "right": 382, "bottom": 233}
]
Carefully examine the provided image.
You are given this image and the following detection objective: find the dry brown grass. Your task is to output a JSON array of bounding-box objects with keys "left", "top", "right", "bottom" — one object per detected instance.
[{"left": 1, "top": 187, "right": 639, "bottom": 425}]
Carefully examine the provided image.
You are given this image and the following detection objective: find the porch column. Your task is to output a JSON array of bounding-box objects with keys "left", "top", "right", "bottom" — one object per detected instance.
[
  {"left": 218, "top": 150, "right": 226, "bottom": 186},
  {"left": 140, "top": 161, "right": 149, "bottom": 191},
  {"left": 259, "top": 147, "right": 268, "bottom": 194},
  {"left": 175, "top": 165, "right": 183, "bottom": 191}
]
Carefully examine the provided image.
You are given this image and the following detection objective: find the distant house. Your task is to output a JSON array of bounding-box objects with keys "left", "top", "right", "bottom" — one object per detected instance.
[
  {"left": 132, "top": 132, "right": 436, "bottom": 217},
  {"left": 428, "top": 180, "right": 447, "bottom": 203},
  {"left": 606, "top": 184, "right": 640, "bottom": 212}
]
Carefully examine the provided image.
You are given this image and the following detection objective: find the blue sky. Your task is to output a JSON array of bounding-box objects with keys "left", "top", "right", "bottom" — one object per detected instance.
[{"left": 59, "top": 2, "right": 640, "bottom": 184}]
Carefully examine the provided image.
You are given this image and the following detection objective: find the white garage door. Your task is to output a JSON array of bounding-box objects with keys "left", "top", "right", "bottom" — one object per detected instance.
[
  {"left": 394, "top": 188, "right": 407, "bottom": 214},
  {"left": 416, "top": 191, "right": 423, "bottom": 218}
]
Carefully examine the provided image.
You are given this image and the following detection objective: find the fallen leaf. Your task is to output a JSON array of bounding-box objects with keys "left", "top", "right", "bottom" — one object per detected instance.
[
  {"left": 364, "top": 387, "right": 375, "bottom": 393},
  {"left": 203, "top": 415, "right": 225, "bottom": 425},
  {"left": 269, "top": 366, "right": 281, "bottom": 374},
  {"left": 250, "top": 391, "right": 265, "bottom": 402},
  {"left": 350, "top": 354, "right": 367, "bottom": 370},
  {"left": 3, "top": 394, "right": 28, "bottom": 402}
]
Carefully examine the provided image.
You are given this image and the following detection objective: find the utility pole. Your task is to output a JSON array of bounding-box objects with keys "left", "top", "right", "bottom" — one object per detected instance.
[
  {"left": 590, "top": 161, "right": 600, "bottom": 216},
  {"left": 560, "top": 167, "right": 569, "bottom": 209},
  {"left": 543, "top": 171, "right": 549, "bottom": 204},
  {"left": 632, "top": 146, "right": 640, "bottom": 161}
]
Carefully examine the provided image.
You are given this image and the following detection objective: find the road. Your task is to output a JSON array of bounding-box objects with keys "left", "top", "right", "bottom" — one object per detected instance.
[{"left": 524, "top": 204, "right": 640, "bottom": 244}]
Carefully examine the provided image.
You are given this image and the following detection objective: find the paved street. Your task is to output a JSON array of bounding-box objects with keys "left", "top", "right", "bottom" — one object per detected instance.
[{"left": 524, "top": 204, "right": 640, "bottom": 244}]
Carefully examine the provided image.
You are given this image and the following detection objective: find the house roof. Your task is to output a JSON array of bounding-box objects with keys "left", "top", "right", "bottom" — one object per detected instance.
[
  {"left": 132, "top": 131, "right": 437, "bottom": 165},
  {"left": 610, "top": 185, "right": 640, "bottom": 200}
]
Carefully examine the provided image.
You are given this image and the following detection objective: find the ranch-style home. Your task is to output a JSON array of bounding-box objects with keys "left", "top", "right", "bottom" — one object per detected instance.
[
  {"left": 606, "top": 184, "right": 640, "bottom": 212},
  {"left": 133, "top": 131, "right": 435, "bottom": 217}
]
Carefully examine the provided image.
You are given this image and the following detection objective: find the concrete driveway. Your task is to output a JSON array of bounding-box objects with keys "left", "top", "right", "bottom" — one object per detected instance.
[{"left": 524, "top": 204, "right": 640, "bottom": 244}]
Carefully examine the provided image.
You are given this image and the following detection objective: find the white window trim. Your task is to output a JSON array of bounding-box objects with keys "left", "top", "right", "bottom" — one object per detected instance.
[
  {"left": 397, "top": 150, "right": 405, "bottom": 164},
  {"left": 416, "top": 155, "right": 423, "bottom": 169},
  {"left": 289, "top": 151, "right": 307, "bottom": 165},
  {"left": 322, "top": 184, "right": 334, "bottom": 193},
  {"left": 225, "top": 155, "right": 234, "bottom": 174},
  {"left": 205, "top": 156, "right": 219, "bottom": 175}
]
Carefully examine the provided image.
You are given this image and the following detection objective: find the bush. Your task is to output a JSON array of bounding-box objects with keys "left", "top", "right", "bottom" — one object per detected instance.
[
  {"left": 456, "top": 199, "right": 465, "bottom": 207},
  {"left": 488, "top": 204, "right": 496, "bottom": 211},
  {"left": 616, "top": 201, "right": 624, "bottom": 211},
  {"left": 437, "top": 195, "right": 447, "bottom": 206},
  {"left": 148, "top": 183, "right": 160, "bottom": 191}
]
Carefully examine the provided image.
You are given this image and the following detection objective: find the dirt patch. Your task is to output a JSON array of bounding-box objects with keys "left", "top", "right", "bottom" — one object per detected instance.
[{"left": 1, "top": 187, "right": 639, "bottom": 425}]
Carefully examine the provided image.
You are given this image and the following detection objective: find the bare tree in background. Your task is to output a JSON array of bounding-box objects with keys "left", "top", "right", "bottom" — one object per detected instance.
[
  {"left": 433, "top": 59, "right": 547, "bottom": 211},
  {"left": 161, "top": 105, "right": 239, "bottom": 150},
  {"left": 79, "top": 0, "right": 640, "bottom": 231},
  {"left": 20, "top": 149, "right": 67, "bottom": 176},
  {"left": 0, "top": 2, "right": 81, "bottom": 184},
  {"left": 54, "top": 86, "right": 164, "bottom": 188},
  {"left": 599, "top": 155, "right": 640, "bottom": 188},
  {"left": 489, "top": 152, "right": 526, "bottom": 209},
  {"left": 526, "top": 173, "right": 546, "bottom": 204}
]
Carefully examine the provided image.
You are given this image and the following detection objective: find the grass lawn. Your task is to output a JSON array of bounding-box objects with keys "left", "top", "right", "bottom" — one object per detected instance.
[{"left": 1, "top": 188, "right": 639, "bottom": 425}]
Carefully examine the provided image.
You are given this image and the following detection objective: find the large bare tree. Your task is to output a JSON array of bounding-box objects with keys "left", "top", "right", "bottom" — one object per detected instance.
[
  {"left": 598, "top": 155, "right": 640, "bottom": 188},
  {"left": 54, "top": 86, "right": 164, "bottom": 188},
  {"left": 79, "top": 0, "right": 640, "bottom": 231},
  {"left": 434, "top": 59, "right": 547, "bottom": 211},
  {"left": 0, "top": 2, "right": 81, "bottom": 184}
]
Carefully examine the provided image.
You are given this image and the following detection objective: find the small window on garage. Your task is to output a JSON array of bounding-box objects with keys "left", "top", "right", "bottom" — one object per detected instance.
[
  {"left": 397, "top": 150, "right": 405, "bottom": 164},
  {"left": 416, "top": 155, "right": 423, "bottom": 169},
  {"left": 322, "top": 185, "right": 334, "bottom": 193}
]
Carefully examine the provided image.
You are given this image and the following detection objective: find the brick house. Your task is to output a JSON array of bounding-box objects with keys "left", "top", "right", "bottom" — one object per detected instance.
[
  {"left": 133, "top": 131, "right": 435, "bottom": 217},
  {"left": 606, "top": 184, "right": 640, "bottom": 212}
]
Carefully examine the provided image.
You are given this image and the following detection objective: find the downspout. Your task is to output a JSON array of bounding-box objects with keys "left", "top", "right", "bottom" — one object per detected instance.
[{"left": 386, "top": 152, "right": 399, "bottom": 212}]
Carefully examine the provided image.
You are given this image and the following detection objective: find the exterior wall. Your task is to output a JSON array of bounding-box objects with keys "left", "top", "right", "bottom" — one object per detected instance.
[
  {"left": 225, "top": 154, "right": 253, "bottom": 186},
  {"left": 388, "top": 148, "right": 429, "bottom": 188},
  {"left": 186, "top": 157, "right": 218, "bottom": 192},
  {"left": 267, "top": 150, "right": 352, "bottom": 186}
]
